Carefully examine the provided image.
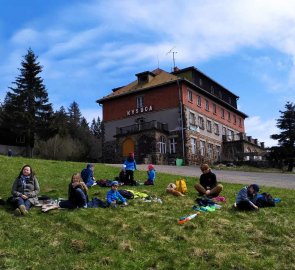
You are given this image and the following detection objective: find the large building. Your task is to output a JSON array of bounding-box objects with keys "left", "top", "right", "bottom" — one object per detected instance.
[{"left": 97, "top": 66, "right": 265, "bottom": 165}]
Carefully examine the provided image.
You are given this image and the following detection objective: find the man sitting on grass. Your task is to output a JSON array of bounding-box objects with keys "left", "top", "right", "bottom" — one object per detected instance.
[
  {"left": 234, "top": 184, "right": 260, "bottom": 211},
  {"left": 194, "top": 164, "right": 223, "bottom": 198}
]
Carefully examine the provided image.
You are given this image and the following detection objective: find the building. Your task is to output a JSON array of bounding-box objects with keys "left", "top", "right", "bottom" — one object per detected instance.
[{"left": 97, "top": 66, "right": 265, "bottom": 165}]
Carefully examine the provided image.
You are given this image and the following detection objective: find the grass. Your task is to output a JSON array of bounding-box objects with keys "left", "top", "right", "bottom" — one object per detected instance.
[{"left": 0, "top": 155, "right": 294, "bottom": 270}]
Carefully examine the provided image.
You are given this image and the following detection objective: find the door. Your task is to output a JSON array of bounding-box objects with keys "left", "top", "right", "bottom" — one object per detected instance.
[{"left": 122, "top": 138, "right": 135, "bottom": 157}]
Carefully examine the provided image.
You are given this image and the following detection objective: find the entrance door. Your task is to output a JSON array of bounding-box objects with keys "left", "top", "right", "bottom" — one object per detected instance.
[{"left": 122, "top": 138, "right": 135, "bottom": 157}]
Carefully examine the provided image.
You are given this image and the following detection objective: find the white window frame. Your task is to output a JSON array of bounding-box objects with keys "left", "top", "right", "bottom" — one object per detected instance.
[
  {"left": 208, "top": 143, "right": 213, "bottom": 158},
  {"left": 191, "top": 137, "right": 197, "bottom": 155},
  {"left": 159, "top": 136, "right": 167, "bottom": 154},
  {"left": 188, "top": 89, "right": 193, "bottom": 102},
  {"left": 207, "top": 120, "right": 212, "bottom": 132},
  {"left": 197, "top": 96, "right": 201, "bottom": 107},
  {"left": 200, "top": 140, "right": 205, "bottom": 156},
  {"left": 205, "top": 99, "right": 209, "bottom": 111},
  {"left": 136, "top": 96, "right": 144, "bottom": 108},
  {"left": 198, "top": 116, "right": 204, "bottom": 129},
  {"left": 214, "top": 123, "right": 219, "bottom": 135},
  {"left": 169, "top": 138, "right": 177, "bottom": 154}
]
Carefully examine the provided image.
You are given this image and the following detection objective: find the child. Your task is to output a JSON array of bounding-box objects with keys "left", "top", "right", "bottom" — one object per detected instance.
[
  {"left": 42, "top": 173, "right": 88, "bottom": 212},
  {"left": 124, "top": 152, "right": 137, "bottom": 186},
  {"left": 11, "top": 165, "right": 40, "bottom": 216},
  {"left": 166, "top": 183, "right": 185, "bottom": 196},
  {"left": 144, "top": 164, "right": 156, "bottom": 185},
  {"left": 81, "top": 163, "right": 96, "bottom": 188},
  {"left": 106, "top": 181, "right": 128, "bottom": 207},
  {"left": 234, "top": 184, "right": 259, "bottom": 211}
]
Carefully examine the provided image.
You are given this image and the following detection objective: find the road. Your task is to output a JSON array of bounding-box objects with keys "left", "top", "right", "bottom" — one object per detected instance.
[{"left": 106, "top": 164, "right": 295, "bottom": 190}]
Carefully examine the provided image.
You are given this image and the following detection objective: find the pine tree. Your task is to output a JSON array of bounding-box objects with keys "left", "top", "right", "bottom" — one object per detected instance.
[
  {"left": 270, "top": 102, "right": 295, "bottom": 171},
  {"left": 3, "top": 48, "right": 53, "bottom": 157},
  {"left": 90, "top": 116, "right": 102, "bottom": 138}
]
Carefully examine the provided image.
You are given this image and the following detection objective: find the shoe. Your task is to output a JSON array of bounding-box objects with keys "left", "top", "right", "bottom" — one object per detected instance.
[
  {"left": 14, "top": 208, "right": 21, "bottom": 216},
  {"left": 19, "top": 205, "right": 28, "bottom": 215}
]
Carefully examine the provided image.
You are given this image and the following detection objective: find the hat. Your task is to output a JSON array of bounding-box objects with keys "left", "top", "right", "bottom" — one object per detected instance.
[
  {"left": 111, "top": 181, "right": 119, "bottom": 186},
  {"left": 147, "top": 164, "right": 154, "bottom": 170},
  {"left": 250, "top": 184, "right": 260, "bottom": 193}
]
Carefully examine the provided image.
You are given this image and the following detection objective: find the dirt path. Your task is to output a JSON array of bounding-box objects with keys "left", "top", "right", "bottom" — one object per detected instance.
[{"left": 106, "top": 164, "right": 295, "bottom": 190}]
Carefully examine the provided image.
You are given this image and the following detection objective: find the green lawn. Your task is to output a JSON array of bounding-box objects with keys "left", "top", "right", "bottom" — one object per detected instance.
[{"left": 0, "top": 155, "right": 294, "bottom": 270}]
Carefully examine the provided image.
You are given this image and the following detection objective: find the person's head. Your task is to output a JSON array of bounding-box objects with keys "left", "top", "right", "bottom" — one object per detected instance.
[
  {"left": 248, "top": 184, "right": 260, "bottom": 195},
  {"left": 127, "top": 152, "right": 135, "bottom": 161},
  {"left": 86, "top": 163, "right": 94, "bottom": 171},
  {"left": 71, "top": 173, "right": 82, "bottom": 184},
  {"left": 19, "top": 165, "right": 33, "bottom": 178},
  {"left": 147, "top": 164, "right": 154, "bottom": 171},
  {"left": 167, "top": 183, "right": 176, "bottom": 189},
  {"left": 111, "top": 181, "right": 119, "bottom": 190},
  {"left": 200, "top": 164, "right": 210, "bottom": 174}
]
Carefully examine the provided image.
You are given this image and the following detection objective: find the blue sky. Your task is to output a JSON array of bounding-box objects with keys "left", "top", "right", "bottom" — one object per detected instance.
[{"left": 1, "top": 0, "right": 295, "bottom": 147}]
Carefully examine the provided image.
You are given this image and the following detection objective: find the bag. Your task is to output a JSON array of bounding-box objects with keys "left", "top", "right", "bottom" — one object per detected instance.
[
  {"left": 175, "top": 179, "right": 188, "bottom": 194},
  {"left": 256, "top": 193, "right": 275, "bottom": 208},
  {"left": 118, "top": 189, "right": 134, "bottom": 199}
]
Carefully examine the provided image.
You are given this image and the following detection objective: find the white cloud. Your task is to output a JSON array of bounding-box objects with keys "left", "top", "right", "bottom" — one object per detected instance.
[{"left": 245, "top": 116, "right": 279, "bottom": 147}]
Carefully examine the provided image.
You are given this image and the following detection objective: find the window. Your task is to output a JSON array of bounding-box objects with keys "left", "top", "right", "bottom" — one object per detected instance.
[
  {"left": 221, "top": 108, "right": 225, "bottom": 119},
  {"left": 228, "top": 129, "right": 234, "bottom": 141},
  {"left": 198, "top": 116, "right": 204, "bottom": 129},
  {"left": 197, "top": 96, "right": 201, "bottom": 107},
  {"left": 205, "top": 99, "right": 209, "bottom": 111},
  {"left": 207, "top": 120, "right": 212, "bottom": 132},
  {"left": 239, "top": 117, "right": 242, "bottom": 127},
  {"left": 213, "top": 103, "right": 217, "bottom": 114},
  {"left": 222, "top": 127, "right": 226, "bottom": 136},
  {"left": 199, "top": 78, "right": 203, "bottom": 86},
  {"left": 159, "top": 136, "right": 166, "bottom": 154},
  {"left": 191, "top": 138, "right": 197, "bottom": 154},
  {"left": 189, "top": 112, "right": 196, "bottom": 125},
  {"left": 214, "top": 123, "right": 219, "bottom": 135},
  {"left": 216, "top": 145, "right": 221, "bottom": 160},
  {"left": 169, "top": 138, "right": 177, "bottom": 154},
  {"left": 211, "top": 86, "right": 214, "bottom": 94},
  {"left": 233, "top": 115, "right": 237, "bottom": 125},
  {"left": 16, "top": 135, "right": 25, "bottom": 143},
  {"left": 208, "top": 143, "right": 213, "bottom": 158},
  {"left": 136, "top": 96, "right": 144, "bottom": 108},
  {"left": 200, "top": 140, "right": 205, "bottom": 156},
  {"left": 228, "top": 111, "right": 231, "bottom": 122},
  {"left": 188, "top": 89, "right": 193, "bottom": 102}
]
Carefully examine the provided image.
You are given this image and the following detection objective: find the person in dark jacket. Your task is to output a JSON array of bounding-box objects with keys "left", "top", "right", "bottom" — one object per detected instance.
[
  {"left": 234, "top": 184, "right": 259, "bottom": 211},
  {"left": 81, "top": 163, "right": 95, "bottom": 188},
  {"left": 11, "top": 165, "right": 40, "bottom": 216},
  {"left": 194, "top": 164, "right": 223, "bottom": 197}
]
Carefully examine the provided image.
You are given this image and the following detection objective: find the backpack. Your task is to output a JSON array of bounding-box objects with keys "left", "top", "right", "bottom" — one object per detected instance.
[
  {"left": 256, "top": 193, "right": 275, "bottom": 208},
  {"left": 175, "top": 179, "right": 188, "bottom": 194},
  {"left": 118, "top": 189, "right": 134, "bottom": 199}
]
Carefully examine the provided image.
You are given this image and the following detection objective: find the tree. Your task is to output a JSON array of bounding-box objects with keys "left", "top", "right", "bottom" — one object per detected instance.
[
  {"left": 90, "top": 116, "right": 102, "bottom": 139},
  {"left": 2, "top": 49, "right": 53, "bottom": 157},
  {"left": 270, "top": 102, "right": 295, "bottom": 171}
]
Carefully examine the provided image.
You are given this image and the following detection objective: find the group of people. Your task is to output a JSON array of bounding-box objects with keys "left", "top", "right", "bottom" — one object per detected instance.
[{"left": 10, "top": 160, "right": 263, "bottom": 216}]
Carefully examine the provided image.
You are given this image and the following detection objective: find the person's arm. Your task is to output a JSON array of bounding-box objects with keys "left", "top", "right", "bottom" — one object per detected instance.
[
  {"left": 134, "top": 161, "right": 137, "bottom": 170},
  {"left": 106, "top": 191, "right": 113, "bottom": 204},
  {"left": 11, "top": 178, "right": 22, "bottom": 197},
  {"left": 117, "top": 191, "right": 127, "bottom": 204}
]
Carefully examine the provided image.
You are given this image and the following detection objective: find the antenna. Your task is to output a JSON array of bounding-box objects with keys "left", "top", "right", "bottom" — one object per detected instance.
[{"left": 166, "top": 47, "right": 178, "bottom": 70}]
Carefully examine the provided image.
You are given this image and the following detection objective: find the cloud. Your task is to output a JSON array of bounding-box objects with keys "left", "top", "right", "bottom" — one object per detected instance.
[{"left": 245, "top": 116, "right": 279, "bottom": 147}]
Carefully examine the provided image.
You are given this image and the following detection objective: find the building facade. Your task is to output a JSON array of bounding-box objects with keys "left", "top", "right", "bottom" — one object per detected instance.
[{"left": 97, "top": 66, "right": 265, "bottom": 165}]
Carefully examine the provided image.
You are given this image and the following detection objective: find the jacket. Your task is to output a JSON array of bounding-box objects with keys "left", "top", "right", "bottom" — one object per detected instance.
[{"left": 106, "top": 189, "right": 126, "bottom": 204}]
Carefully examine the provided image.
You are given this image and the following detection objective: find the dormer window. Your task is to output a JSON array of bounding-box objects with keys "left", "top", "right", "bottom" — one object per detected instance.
[{"left": 136, "top": 71, "right": 155, "bottom": 85}]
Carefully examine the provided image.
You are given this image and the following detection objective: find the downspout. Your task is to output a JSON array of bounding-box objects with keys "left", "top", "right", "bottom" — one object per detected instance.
[{"left": 177, "top": 79, "right": 185, "bottom": 162}]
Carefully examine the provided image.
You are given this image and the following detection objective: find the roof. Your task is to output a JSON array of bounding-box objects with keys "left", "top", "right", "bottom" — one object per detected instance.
[{"left": 97, "top": 68, "right": 179, "bottom": 103}]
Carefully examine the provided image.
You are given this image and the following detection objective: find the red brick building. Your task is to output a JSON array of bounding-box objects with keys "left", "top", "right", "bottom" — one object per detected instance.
[{"left": 97, "top": 66, "right": 265, "bottom": 165}]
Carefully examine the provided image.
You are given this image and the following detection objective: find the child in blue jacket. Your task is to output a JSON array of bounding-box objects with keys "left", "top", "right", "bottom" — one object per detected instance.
[
  {"left": 144, "top": 164, "right": 156, "bottom": 185},
  {"left": 106, "top": 181, "right": 128, "bottom": 207},
  {"left": 124, "top": 152, "right": 137, "bottom": 186},
  {"left": 81, "top": 163, "right": 95, "bottom": 188}
]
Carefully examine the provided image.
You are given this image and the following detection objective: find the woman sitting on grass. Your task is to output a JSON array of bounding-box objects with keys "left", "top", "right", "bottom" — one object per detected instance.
[
  {"left": 11, "top": 165, "right": 40, "bottom": 216},
  {"left": 42, "top": 173, "right": 88, "bottom": 212}
]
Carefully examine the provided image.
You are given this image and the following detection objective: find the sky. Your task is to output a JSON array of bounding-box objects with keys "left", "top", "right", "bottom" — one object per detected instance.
[{"left": 0, "top": 0, "right": 295, "bottom": 147}]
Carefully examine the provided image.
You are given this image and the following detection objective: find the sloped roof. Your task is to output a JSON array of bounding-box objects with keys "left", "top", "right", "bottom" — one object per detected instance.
[{"left": 97, "top": 68, "right": 178, "bottom": 103}]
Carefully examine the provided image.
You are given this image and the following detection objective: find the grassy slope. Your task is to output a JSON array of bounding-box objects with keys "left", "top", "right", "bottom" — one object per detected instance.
[{"left": 0, "top": 155, "right": 294, "bottom": 270}]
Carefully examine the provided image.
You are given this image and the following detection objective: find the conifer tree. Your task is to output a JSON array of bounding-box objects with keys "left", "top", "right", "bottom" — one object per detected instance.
[
  {"left": 3, "top": 48, "right": 53, "bottom": 157},
  {"left": 90, "top": 116, "right": 102, "bottom": 138}
]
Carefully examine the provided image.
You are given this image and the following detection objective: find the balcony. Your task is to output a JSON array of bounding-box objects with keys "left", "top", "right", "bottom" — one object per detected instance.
[{"left": 116, "top": 120, "right": 168, "bottom": 136}]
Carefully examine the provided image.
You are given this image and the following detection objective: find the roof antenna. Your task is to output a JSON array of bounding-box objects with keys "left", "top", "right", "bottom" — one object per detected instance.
[{"left": 166, "top": 47, "right": 178, "bottom": 71}]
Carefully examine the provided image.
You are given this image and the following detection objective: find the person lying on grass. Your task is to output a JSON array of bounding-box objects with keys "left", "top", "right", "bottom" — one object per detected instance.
[
  {"left": 234, "top": 184, "right": 260, "bottom": 211},
  {"left": 42, "top": 173, "right": 88, "bottom": 212},
  {"left": 11, "top": 164, "right": 40, "bottom": 216},
  {"left": 194, "top": 164, "right": 223, "bottom": 198},
  {"left": 106, "top": 181, "right": 128, "bottom": 207}
]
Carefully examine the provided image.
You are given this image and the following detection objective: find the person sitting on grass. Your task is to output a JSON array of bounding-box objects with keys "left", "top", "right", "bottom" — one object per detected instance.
[
  {"left": 194, "top": 164, "right": 223, "bottom": 198},
  {"left": 11, "top": 165, "right": 40, "bottom": 216},
  {"left": 115, "top": 164, "right": 127, "bottom": 184},
  {"left": 81, "top": 163, "right": 96, "bottom": 188},
  {"left": 106, "top": 181, "right": 128, "bottom": 207},
  {"left": 234, "top": 184, "right": 260, "bottom": 211},
  {"left": 166, "top": 183, "right": 185, "bottom": 196},
  {"left": 42, "top": 173, "right": 88, "bottom": 212},
  {"left": 144, "top": 164, "right": 156, "bottom": 185}
]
